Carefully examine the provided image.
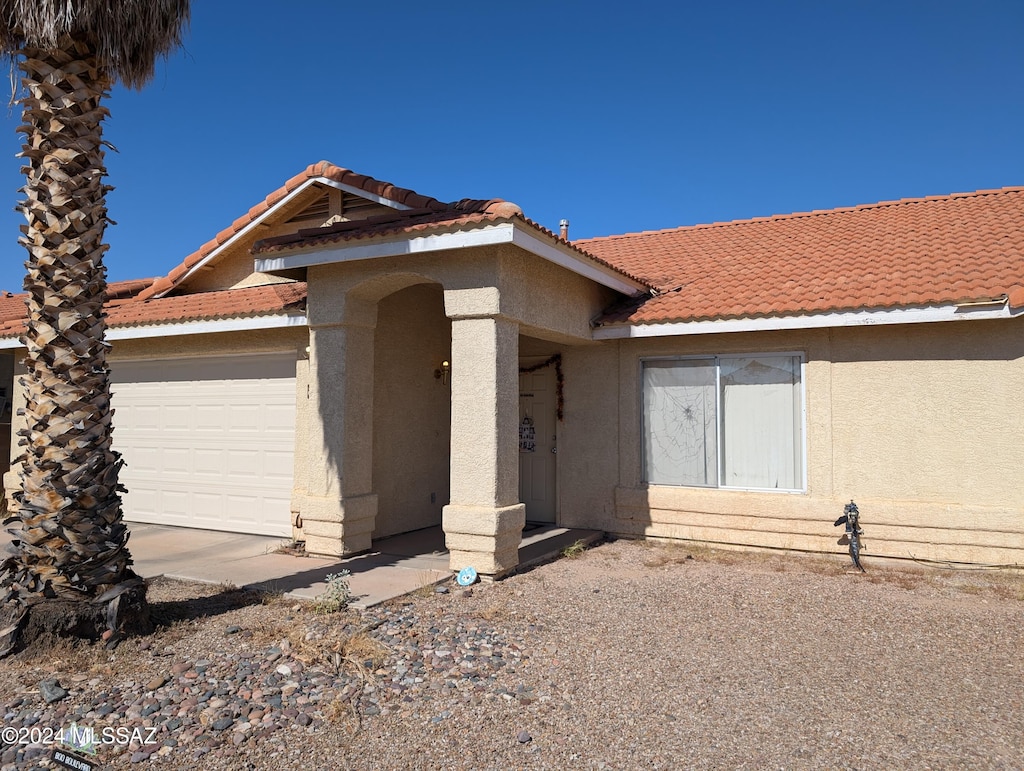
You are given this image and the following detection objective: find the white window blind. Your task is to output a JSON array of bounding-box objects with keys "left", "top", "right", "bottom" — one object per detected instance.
[
  {"left": 643, "top": 359, "right": 717, "bottom": 486},
  {"left": 643, "top": 354, "right": 804, "bottom": 491}
]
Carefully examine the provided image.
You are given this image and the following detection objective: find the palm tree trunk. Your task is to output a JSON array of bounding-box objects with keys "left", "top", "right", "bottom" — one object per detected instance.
[{"left": 0, "top": 36, "right": 148, "bottom": 657}]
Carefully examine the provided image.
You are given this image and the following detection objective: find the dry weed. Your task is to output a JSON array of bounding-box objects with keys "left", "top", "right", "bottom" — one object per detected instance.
[
  {"left": 949, "top": 571, "right": 1024, "bottom": 601},
  {"left": 984, "top": 575, "right": 1024, "bottom": 601},
  {"left": 411, "top": 571, "right": 444, "bottom": 598},
  {"left": 288, "top": 628, "right": 389, "bottom": 677},
  {"left": 641, "top": 540, "right": 703, "bottom": 568},
  {"left": 324, "top": 695, "right": 362, "bottom": 735},
  {"left": 255, "top": 585, "right": 288, "bottom": 606},
  {"left": 476, "top": 604, "right": 506, "bottom": 622},
  {"left": 243, "top": 614, "right": 296, "bottom": 649},
  {"left": 343, "top": 631, "right": 388, "bottom": 669},
  {"left": 20, "top": 639, "right": 110, "bottom": 673}
]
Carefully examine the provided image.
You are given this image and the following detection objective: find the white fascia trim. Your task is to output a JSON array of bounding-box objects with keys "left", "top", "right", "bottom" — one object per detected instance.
[
  {"left": 0, "top": 313, "right": 308, "bottom": 349},
  {"left": 160, "top": 177, "right": 415, "bottom": 299},
  {"left": 315, "top": 178, "right": 413, "bottom": 211},
  {"left": 256, "top": 223, "right": 516, "bottom": 272},
  {"left": 594, "top": 302, "right": 1022, "bottom": 339},
  {"left": 255, "top": 221, "right": 647, "bottom": 296},
  {"left": 508, "top": 223, "right": 647, "bottom": 296}
]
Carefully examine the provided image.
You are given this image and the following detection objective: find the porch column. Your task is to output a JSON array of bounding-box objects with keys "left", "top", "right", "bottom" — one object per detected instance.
[
  {"left": 442, "top": 307, "right": 524, "bottom": 577},
  {"left": 301, "top": 319, "right": 377, "bottom": 556}
]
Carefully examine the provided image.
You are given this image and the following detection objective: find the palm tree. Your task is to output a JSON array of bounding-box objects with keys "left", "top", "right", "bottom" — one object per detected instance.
[{"left": 0, "top": 1, "right": 190, "bottom": 657}]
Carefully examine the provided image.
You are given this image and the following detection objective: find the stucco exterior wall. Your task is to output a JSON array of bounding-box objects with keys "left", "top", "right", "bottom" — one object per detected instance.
[
  {"left": 182, "top": 234, "right": 297, "bottom": 293},
  {"left": 557, "top": 319, "right": 1024, "bottom": 566},
  {"left": 555, "top": 342, "right": 621, "bottom": 527},
  {"left": 306, "top": 243, "right": 611, "bottom": 343},
  {"left": 371, "top": 284, "right": 452, "bottom": 538},
  {"left": 497, "top": 245, "right": 618, "bottom": 343}
]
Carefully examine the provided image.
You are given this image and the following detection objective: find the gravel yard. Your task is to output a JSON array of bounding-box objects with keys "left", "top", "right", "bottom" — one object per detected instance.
[{"left": 1, "top": 538, "right": 1022, "bottom": 770}]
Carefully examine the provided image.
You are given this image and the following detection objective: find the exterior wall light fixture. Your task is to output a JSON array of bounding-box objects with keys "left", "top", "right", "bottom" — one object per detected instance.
[{"left": 435, "top": 360, "right": 450, "bottom": 385}]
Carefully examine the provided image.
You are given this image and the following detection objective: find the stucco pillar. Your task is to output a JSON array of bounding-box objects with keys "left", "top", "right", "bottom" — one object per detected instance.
[
  {"left": 442, "top": 312, "right": 524, "bottom": 576},
  {"left": 301, "top": 319, "right": 378, "bottom": 556}
]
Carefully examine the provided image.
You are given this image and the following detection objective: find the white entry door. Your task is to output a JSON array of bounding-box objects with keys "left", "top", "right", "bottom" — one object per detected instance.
[
  {"left": 109, "top": 353, "right": 297, "bottom": 537},
  {"left": 519, "top": 360, "right": 557, "bottom": 523}
]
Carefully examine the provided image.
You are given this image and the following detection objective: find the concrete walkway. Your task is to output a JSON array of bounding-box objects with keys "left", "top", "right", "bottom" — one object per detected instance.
[{"left": 1, "top": 523, "right": 601, "bottom": 609}]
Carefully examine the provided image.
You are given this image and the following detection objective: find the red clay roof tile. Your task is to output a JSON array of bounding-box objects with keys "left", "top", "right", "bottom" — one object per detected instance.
[
  {"left": 0, "top": 282, "right": 307, "bottom": 341},
  {"left": 582, "top": 187, "right": 1024, "bottom": 325},
  {"left": 252, "top": 197, "right": 651, "bottom": 288}
]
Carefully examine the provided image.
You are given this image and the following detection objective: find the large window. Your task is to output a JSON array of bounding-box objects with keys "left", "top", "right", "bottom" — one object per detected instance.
[{"left": 642, "top": 354, "right": 804, "bottom": 491}]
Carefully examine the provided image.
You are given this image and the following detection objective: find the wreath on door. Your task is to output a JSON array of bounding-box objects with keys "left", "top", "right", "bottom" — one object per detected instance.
[{"left": 518, "top": 353, "right": 564, "bottom": 421}]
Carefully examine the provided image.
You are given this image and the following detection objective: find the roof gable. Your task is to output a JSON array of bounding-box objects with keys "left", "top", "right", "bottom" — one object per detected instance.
[{"left": 137, "top": 161, "right": 454, "bottom": 301}]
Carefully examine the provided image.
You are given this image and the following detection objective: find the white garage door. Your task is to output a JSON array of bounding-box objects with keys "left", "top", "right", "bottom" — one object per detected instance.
[{"left": 110, "top": 353, "right": 297, "bottom": 536}]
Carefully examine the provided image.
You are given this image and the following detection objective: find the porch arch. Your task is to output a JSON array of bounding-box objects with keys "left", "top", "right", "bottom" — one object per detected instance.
[{"left": 371, "top": 281, "right": 451, "bottom": 539}]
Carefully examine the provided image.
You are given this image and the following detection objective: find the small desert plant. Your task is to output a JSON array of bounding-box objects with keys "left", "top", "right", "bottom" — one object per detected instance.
[
  {"left": 256, "top": 584, "right": 287, "bottom": 606},
  {"left": 314, "top": 571, "right": 352, "bottom": 615},
  {"left": 561, "top": 539, "right": 587, "bottom": 559},
  {"left": 412, "top": 571, "right": 444, "bottom": 598}
]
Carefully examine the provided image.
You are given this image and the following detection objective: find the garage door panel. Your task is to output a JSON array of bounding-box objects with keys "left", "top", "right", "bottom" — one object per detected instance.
[
  {"left": 159, "top": 490, "right": 190, "bottom": 518},
  {"left": 193, "top": 448, "right": 224, "bottom": 473},
  {"left": 227, "top": 450, "right": 258, "bottom": 476},
  {"left": 163, "top": 448, "right": 191, "bottom": 474},
  {"left": 195, "top": 405, "right": 228, "bottom": 432},
  {"left": 164, "top": 406, "right": 193, "bottom": 430},
  {"left": 125, "top": 445, "right": 162, "bottom": 474},
  {"left": 111, "top": 353, "right": 296, "bottom": 537},
  {"left": 228, "top": 404, "right": 260, "bottom": 427},
  {"left": 193, "top": 492, "right": 225, "bottom": 519},
  {"left": 263, "top": 450, "right": 294, "bottom": 481},
  {"left": 134, "top": 406, "right": 164, "bottom": 431},
  {"left": 264, "top": 405, "right": 295, "bottom": 433},
  {"left": 225, "top": 494, "right": 262, "bottom": 522},
  {"left": 124, "top": 487, "right": 160, "bottom": 516}
]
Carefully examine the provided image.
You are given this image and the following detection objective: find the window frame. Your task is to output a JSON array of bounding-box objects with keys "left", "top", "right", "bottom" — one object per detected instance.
[{"left": 640, "top": 352, "right": 808, "bottom": 494}]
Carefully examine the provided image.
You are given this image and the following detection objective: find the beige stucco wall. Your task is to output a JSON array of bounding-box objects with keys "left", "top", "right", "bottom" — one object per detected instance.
[
  {"left": 555, "top": 318, "right": 1024, "bottom": 567},
  {"left": 371, "top": 284, "right": 452, "bottom": 538},
  {"left": 306, "top": 243, "right": 612, "bottom": 342}
]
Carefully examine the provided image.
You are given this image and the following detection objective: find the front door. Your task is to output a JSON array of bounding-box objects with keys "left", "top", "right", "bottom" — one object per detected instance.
[{"left": 518, "top": 359, "right": 557, "bottom": 523}]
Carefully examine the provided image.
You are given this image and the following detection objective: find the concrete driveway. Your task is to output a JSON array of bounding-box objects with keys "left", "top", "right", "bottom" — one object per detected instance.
[{"left": 0, "top": 522, "right": 599, "bottom": 608}]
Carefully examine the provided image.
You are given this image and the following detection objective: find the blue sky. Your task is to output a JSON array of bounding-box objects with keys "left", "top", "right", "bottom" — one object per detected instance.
[{"left": 0, "top": 0, "right": 1021, "bottom": 293}]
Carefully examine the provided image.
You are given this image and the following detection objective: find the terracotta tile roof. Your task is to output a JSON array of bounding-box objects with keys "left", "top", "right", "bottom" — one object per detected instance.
[
  {"left": 253, "top": 199, "right": 522, "bottom": 253},
  {"left": 0, "top": 277, "right": 155, "bottom": 335},
  {"left": 253, "top": 198, "right": 652, "bottom": 289},
  {"left": 105, "top": 278, "right": 157, "bottom": 300},
  {"left": 137, "top": 161, "right": 454, "bottom": 301},
  {"left": 0, "top": 282, "right": 307, "bottom": 341},
  {"left": 583, "top": 187, "right": 1024, "bottom": 325}
]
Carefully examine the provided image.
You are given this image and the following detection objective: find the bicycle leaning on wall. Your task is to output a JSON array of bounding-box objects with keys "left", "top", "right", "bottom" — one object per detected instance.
[{"left": 834, "top": 500, "right": 866, "bottom": 572}]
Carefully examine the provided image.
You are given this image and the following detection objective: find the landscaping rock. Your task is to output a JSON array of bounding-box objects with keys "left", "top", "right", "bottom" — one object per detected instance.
[{"left": 38, "top": 679, "right": 68, "bottom": 703}]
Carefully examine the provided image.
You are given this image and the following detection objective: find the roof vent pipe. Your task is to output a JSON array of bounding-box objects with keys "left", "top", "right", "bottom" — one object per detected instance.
[{"left": 559, "top": 219, "right": 569, "bottom": 241}]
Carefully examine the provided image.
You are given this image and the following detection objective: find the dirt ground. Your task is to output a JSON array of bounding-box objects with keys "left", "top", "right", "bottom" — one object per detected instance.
[{"left": 1, "top": 539, "right": 1022, "bottom": 770}]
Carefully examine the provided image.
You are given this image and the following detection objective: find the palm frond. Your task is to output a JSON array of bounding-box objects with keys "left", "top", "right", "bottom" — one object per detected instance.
[{"left": 0, "top": 0, "right": 190, "bottom": 88}]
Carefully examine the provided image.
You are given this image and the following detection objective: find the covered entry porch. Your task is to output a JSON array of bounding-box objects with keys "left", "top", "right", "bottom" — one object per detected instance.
[{"left": 258, "top": 213, "right": 643, "bottom": 578}]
